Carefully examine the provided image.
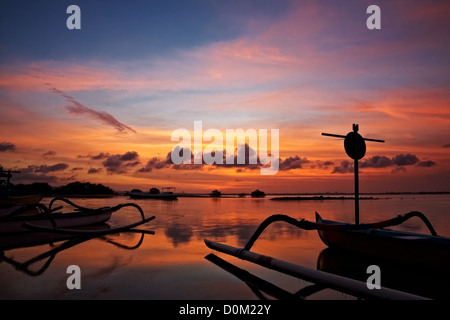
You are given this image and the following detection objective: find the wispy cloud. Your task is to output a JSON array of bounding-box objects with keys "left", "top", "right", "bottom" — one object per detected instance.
[{"left": 48, "top": 85, "right": 136, "bottom": 133}]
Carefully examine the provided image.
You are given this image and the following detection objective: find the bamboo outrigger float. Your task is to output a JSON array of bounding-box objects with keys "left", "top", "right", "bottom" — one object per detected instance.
[{"left": 204, "top": 124, "right": 450, "bottom": 299}]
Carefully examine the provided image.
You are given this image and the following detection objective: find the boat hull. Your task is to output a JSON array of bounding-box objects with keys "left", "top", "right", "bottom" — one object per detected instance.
[
  {"left": 128, "top": 191, "right": 178, "bottom": 200},
  {"left": 0, "top": 209, "right": 113, "bottom": 234},
  {"left": 316, "top": 214, "right": 450, "bottom": 270},
  {"left": 0, "top": 194, "right": 43, "bottom": 207}
]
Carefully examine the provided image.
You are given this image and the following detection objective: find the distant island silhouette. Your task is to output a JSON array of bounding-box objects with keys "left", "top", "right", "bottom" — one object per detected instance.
[
  {"left": 7, "top": 181, "right": 115, "bottom": 198},
  {"left": 269, "top": 195, "right": 377, "bottom": 201}
]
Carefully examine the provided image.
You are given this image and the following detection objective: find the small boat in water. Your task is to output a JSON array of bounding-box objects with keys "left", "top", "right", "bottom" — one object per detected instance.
[{"left": 128, "top": 187, "right": 178, "bottom": 200}]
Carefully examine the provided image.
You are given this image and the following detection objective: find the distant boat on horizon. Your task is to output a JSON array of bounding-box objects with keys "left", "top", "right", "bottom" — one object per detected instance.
[{"left": 127, "top": 187, "right": 178, "bottom": 200}]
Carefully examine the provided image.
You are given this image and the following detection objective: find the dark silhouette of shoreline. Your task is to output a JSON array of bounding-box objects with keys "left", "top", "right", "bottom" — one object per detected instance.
[
  {"left": 5, "top": 180, "right": 450, "bottom": 199},
  {"left": 5, "top": 181, "right": 116, "bottom": 198}
]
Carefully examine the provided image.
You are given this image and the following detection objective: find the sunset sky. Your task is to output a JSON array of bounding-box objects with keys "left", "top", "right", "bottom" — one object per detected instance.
[{"left": 1, "top": 0, "right": 449, "bottom": 193}]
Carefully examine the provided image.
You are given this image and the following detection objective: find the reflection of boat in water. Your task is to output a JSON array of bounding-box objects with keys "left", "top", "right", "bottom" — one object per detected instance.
[
  {"left": 205, "top": 246, "right": 449, "bottom": 300},
  {"left": 317, "top": 248, "right": 450, "bottom": 300},
  {"left": 128, "top": 187, "right": 178, "bottom": 200},
  {"left": 0, "top": 223, "right": 110, "bottom": 251},
  {"left": 1, "top": 228, "right": 154, "bottom": 276},
  {"left": 204, "top": 240, "right": 427, "bottom": 300},
  {"left": 204, "top": 125, "right": 449, "bottom": 300},
  {"left": 205, "top": 253, "right": 315, "bottom": 300},
  {"left": 0, "top": 197, "right": 155, "bottom": 251}
]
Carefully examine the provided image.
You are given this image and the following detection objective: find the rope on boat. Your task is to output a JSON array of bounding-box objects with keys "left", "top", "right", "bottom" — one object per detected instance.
[{"left": 243, "top": 211, "right": 438, "bottom": 252}]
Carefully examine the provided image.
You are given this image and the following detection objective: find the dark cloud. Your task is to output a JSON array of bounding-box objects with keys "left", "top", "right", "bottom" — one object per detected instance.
[
  {"left": 139, "top": 148, "right": 202, "bottom": 172},
  {"left": 48, "top": 85, "right": 136, "bottom": 133},
  {"left": 360, "top": 156, "right": 392, "bottom": 168},
  {"left": 78, "top": 152, "right": 112, "bottom": 160},
  {"left": 332, "top": 153, "right": 435, "bottom": 173},
  {"left": 391, "top": 154, "right": 419, "bottom": 166},
  {"left": 43, "top": 150, "right": 56, "bottom": 157},
  {"left": 102, "top": 151, "right": 141, "bottom": 173},
  {"left": 279, "top": 156, "right": 310, "bottom": 171},
  {"left": 138, "top": 144, "right": 307, "bottom": 174},
  {"left": 332, "top": 160, "right": 354, "bottom": 173},
  {"left": 213, "top": 144, "right": 260, "bottom": 170},
  {"left": 139, "top": 157, "right": 170, "bottom": 172},
  {"left": 88, "top": 167, "right": 102, "bottom": 174},
  {"left": 9, "top": 163, "right": 70, "bottom": 184},
  {"left": 312, "top": 160, "right": 334, "bottom": 169},
  {"left": 89, "top": 153, "right": 111, "bottom": 160},
  {"left": 31, "top": 163, "right": 69, "bottom": 173},
  {"left": 0, "top": 142, "right": 15, "bottom": 152},
  {"left": 9, "top": 172, "right": 59, "bottom": 184},
  {"left": 118, "top": 151, "right": 139, "bottom": 161},
  {"left": 416, "top": 160, "right": 436, "bottom": 167}
]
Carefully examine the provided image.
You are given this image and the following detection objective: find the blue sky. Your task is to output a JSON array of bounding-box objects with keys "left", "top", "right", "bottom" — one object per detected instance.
[{"left": 0, "top": 0, "right": 292, "bottom": 62}]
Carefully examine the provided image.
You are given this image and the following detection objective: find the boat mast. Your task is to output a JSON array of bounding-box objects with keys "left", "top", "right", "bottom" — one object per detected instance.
[
  {"left": 322, "top": 124, "right": 384, "bottom": 226},
  {"left": 0, "top": 167, "right": 20, "bottom": 200}
]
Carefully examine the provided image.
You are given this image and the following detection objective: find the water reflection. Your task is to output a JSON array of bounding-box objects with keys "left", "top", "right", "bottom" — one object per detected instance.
[
  {"left": 165, "top": 223, "right": 194, "bottom": 247},
  {"left": 317, "top": 248, "right": 450, "bottom": 300},
  {"left": 1, "top": 195, "right": 448, "bottom": 299},
  {"left": 205, "top": 247, "right": 449, "bottom": 300},
  {"left": 0, "top": 229, "right": 154, "bottom": 277},
  {"left": 205, "top": 253, "right": 324, "bottom": 300}
]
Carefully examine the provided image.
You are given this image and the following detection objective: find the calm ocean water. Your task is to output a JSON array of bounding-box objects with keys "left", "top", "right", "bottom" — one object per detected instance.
[{"left": 0, "top": 194, "right": 449, "bottom": 300}]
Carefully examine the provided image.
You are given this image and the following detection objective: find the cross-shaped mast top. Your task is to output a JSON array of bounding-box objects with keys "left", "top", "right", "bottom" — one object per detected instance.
[{"left": 322, "top": 124, "right": 385, "bottom": 226}]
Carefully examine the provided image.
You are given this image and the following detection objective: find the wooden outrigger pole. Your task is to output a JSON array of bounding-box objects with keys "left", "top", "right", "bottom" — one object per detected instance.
[{"left": 322, "top": 124, "right": 384, "bottom": 226}]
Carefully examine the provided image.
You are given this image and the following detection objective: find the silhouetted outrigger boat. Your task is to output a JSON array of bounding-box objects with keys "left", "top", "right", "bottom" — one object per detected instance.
[
  {"left": 0, "top": 197, "right": 155, "bottom": 251},
  {"left": 205, "top": 124, "right": 450, "bottom": 299}
]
